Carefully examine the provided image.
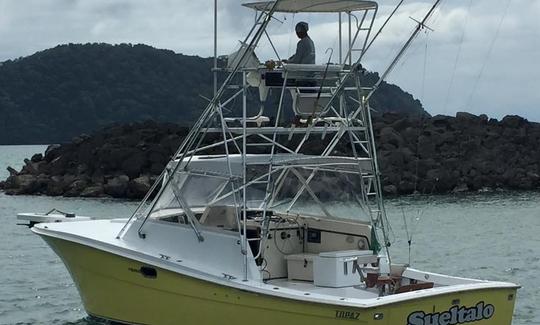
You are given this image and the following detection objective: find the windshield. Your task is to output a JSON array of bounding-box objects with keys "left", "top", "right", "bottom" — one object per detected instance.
[{"left": 148, "top": 157, "right": 370, "bottom": 222}]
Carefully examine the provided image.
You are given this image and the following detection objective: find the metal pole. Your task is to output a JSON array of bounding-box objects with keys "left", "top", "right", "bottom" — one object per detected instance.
[
  {"left": 242, "top": 71, "right": 248, "bottom": 281},
  {"left": 348, "top": 12, "right": 352, "bottom": 66},
  {"left": 213, "top": 0, "right": 218, "bottom": 96},
  {"left": 338, "top": 13, "right": 342, "bottom": 64}
]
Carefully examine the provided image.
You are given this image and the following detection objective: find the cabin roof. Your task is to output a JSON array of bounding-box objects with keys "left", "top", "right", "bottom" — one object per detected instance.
[{"left": 242, "top": 0, "right": 378, "bottom": 13}]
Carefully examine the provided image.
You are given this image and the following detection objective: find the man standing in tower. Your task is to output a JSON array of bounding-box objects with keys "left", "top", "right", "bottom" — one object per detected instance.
[{"left": 284, "top": 21, "right": 315, "bottom": 64}]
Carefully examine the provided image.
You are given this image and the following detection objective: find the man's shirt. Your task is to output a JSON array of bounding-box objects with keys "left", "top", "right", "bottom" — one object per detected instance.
[{"left": 288, "top": 36, "right": 315, "bottom": 64}]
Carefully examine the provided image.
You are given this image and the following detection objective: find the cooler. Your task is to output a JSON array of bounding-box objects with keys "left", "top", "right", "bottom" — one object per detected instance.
[{"left": 313, "top": 250, "right": 377, "bottom": 287}]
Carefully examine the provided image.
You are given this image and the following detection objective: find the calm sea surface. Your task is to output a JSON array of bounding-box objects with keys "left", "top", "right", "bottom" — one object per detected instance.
[{"left": 0, "top": 145, "right": 538, "bottom": 324}]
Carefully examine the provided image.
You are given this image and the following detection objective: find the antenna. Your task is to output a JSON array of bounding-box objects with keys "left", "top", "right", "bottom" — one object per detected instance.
[{"left": 408, "top": 16, "right": 434, "bottom": 32}]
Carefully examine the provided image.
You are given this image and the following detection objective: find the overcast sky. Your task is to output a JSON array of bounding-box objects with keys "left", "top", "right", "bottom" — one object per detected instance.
[{"left": 0, "top": 0, "right": 538, "bottom": 121}]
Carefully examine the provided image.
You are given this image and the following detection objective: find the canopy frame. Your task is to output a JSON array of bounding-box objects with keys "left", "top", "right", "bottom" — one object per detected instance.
[{"left": 242, "top": 0, "right": 378, "bottom": 13}]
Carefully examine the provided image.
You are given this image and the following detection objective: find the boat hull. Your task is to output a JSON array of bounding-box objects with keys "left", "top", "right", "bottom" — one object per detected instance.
[{"left": 42, "top": 235, "right": 517, "bottom": 325}]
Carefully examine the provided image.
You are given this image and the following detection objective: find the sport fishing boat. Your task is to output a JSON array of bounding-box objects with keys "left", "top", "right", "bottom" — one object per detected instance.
[{"left": 24, "top": 0, "right": 519, "bottom": 324}]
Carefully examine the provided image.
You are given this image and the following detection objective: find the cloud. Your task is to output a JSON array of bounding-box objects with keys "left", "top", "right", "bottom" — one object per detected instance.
[{"left": 0, "top": 0, "right": 538, "bottom": 120}]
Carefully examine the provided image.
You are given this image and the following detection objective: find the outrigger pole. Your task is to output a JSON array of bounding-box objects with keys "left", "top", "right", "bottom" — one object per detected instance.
[{"left": 366, "top": 0, "right": 442, "bottom": 101}]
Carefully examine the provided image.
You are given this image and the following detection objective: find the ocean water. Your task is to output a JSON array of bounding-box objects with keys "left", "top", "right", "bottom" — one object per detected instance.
[{"left": 0, "top": 145, "right": 538, "bottom": 324}]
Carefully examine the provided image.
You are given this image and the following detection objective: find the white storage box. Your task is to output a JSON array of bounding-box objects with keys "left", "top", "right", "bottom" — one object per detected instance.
[
  {"left": 285, "top": 253, "right": 317, "bottom": 281},
  {"left": 313, "top": 250, "right": 377, "bottom": 288}
]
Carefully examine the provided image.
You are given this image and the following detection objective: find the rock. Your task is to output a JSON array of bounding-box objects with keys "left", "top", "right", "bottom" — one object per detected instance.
[
  {"left": 21, "top": 159, "right": 43, "bottom": 175},
  {"left": 501, "top": 115, "right": 526, "bottom": 128},
  {"left": 77, "top": 163, "right": 89, "bottom": 175},
  {"left": 456, "top": 111, "right": 480, "bottom": 122},
  {"left": 7, "top": 166, "right": 18, "bottom": 176},
  {"left": 383, "top": 185, "right": 398, "bottom": 195},
  {"left": 416, "top": 135, "right": 436, "bottom": 158},
  {"left": 127, "top": 175, "right": 151, "bottom": 199},
  {"left": 46, "top": 176, "right": 65, "bottom": 196},
  {"left": 48, "top": 156, "right": 68, "bottom": 176},
  {"left": 452, "top": 183, "right": 469, "bottom": 193},
  {"left": 431, "top": 115, "right": 453, "bottom": 128},
  {"left": 380, "top": 150, "right": 406, "bottom": 168},
  {"left": 121, "top": 151, "right": 147, "bottom": 179},
  {"left": 99, "top": 147, "right": 138, "bottom": 170},
  {"left": 104, "top": 175, "right": 130, "bottom": 198},
  {"left": 64, "top": 179, "right": 89, "bottom": 197},
  {"left": 150, "top": 162, "right": 166, "bottom": 175},
  {"left": 147, "top": 148, "right": 167, "bottom": 164},
  {"left": 81, "top": 185, "right": 105, "bottom": 197},
  {"left": 44, "top": 144, "right": 62, "bottom": 162},
  {"left": 479, "top": 114, "right": 488, "bottom": 123},
  {"left": 398, "top": 180, "right": 416, "bottom": 194},
  {"left": 6, "top": 174, "right": 39, "bottom": 195},
  {"left": 31, "top": 153, "right": 43, "bottom": 162}
]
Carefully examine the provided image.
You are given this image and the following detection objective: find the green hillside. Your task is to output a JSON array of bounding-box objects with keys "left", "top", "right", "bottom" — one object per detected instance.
[{"left": 0, "top": 43, "right": 425, "bottom": 144}]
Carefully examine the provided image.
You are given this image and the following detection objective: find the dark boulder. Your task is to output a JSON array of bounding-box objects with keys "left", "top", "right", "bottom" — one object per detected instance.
[
  {"left": 64, "top": 179, "right": 89, "bottom": 197},
  {"left": 456, "top": 111, "right": 481, "bottom": 123},
  {"left": 81, "top": 185, "right": 105, "bottom": 198},
  {"left": 121, "top": 151, "right": 147, "bottom": 179},
  {"left": 5, "top": 174, "right": 39, "bottom": 195},
  {"left": 7, "top": 166, "right": 18, "bottom": 176},
  {"left": 44, "top": 144, "right": 62, "bottom": 162},
  {"left": 31, "top": 153, "right": 43, "bottom": 163},
  {"left": 104, "top": 175, "right": 130, "bottom": 198},
  {"left": 452, "top": 183, "right": 469, "bottom": 193},
  {"left": 46, "top": 176, "right": 66, "bottom": 196},
  {"left": 501, "top": 115, "right": 526, "bottom": 128},
  {"left": 127, "top": 175, "right": 152, "bottom": 199},
  {"left": 383, "top": 185, "right": 398, "bottom": 195}
]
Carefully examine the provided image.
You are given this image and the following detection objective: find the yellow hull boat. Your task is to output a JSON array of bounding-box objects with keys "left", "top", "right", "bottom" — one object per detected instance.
[
  {"left": 36, "top": 228, "right": 517, "bottom": 325},
  {"left": 22, "top": 0, "right": 520, "bottom": 324}
]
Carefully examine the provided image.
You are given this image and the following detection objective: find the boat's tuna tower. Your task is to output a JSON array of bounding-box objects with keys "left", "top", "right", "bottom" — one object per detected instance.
[{"left": 122, "top": 0, "right": 393, "bottom": 283}]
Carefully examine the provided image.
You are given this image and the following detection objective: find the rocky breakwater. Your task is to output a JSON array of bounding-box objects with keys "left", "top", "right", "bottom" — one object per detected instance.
[
  {"left": 0, "top": 121, "right": 189, "bottom": 198},
  {"left": 375, "top": 112, "right": 540, "bottom": 194},
  {"left": 2, "top": 113, "right": 540, "bottom": 198}
]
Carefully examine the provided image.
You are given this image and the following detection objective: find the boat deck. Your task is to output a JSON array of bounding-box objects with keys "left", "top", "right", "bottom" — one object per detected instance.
[{"left": 267, "top": 279, "right": 380, "bottom": 300}]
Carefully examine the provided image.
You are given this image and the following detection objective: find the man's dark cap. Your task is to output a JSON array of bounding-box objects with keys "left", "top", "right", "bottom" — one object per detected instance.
[{"left": 295, "top": 22, "right": 309, "bottom": 33}]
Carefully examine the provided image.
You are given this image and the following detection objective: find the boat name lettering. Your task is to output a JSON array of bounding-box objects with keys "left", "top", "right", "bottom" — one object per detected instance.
[
  {"left": 335, "top": 310, "right": 360, "bottom": 320},
  {"left": 407, "top": 302, "right": 495, "bottom": 325}
]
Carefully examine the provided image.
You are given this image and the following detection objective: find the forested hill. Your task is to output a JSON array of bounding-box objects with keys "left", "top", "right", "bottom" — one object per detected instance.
[{"left": 0, "top": 43, "right": 425, "bottom": 144}]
